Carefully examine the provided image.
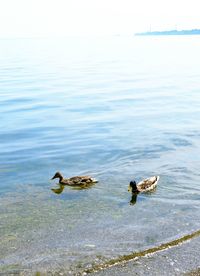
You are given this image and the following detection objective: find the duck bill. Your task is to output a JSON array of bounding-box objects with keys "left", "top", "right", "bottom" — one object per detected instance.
[{"left": 51, "top": 176, "right": 56, "bottom": 180}]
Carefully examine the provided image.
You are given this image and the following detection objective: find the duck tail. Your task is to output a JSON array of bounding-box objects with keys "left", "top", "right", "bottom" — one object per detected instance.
[
  {"left": 91, "top": 178, "right": 98, "bottom": 183},
  {"left": 156, "top": 176, "right": 160, "bottom": 182}
]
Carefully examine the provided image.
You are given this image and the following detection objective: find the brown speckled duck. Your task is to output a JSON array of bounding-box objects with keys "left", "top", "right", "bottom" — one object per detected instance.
[
  {"left": 128, "top": 176, "right": 160, "bottom": 193},
  {"left": 51, "top": 172, "right": 98, "bottom": 186}
]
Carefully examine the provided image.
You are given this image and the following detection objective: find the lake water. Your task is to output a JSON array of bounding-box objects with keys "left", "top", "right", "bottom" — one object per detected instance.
[{"left": 0, "top": 36, "right": 200, "bottom": 275}]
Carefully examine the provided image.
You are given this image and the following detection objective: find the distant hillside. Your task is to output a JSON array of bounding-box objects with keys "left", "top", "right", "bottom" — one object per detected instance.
[{"left": 135, "top": 29, "right": 200, "bottom": 36}]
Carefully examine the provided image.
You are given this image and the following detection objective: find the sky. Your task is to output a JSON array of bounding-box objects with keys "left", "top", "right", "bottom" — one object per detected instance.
[{"left": 0, "top": 0, "right": 200, "bottom": 38}]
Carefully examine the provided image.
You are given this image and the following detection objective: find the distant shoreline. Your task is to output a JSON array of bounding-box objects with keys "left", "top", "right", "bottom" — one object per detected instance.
[{"left": 135, "top": 29, "right": 200, "bottom": 36}]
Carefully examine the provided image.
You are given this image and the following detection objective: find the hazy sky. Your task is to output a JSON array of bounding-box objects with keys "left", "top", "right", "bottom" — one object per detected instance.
[{"left": 0, "top": 0, "right": 200, "bottom": 37}]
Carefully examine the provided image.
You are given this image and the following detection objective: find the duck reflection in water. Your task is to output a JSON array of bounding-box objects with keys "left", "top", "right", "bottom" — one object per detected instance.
[
  {"left": 130, "top": 191, "right": 139, "bottom": 205},
  {"left": 129, "top": 189, "right": 157, "bottom": 206},
  {"left": 51, "top": 184, "right": 65, "bottom": 194},
  {"left": 51, "top": 182, "right": 95, "bottom": 194}
]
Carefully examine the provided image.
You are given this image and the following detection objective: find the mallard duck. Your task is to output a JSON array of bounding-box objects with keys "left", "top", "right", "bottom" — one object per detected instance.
[
  {"left": 128, "top": 176, "right": 160, "bottom": 193},
  {"left": 51, "top": 172, "right": 98, "bottom": 186}
]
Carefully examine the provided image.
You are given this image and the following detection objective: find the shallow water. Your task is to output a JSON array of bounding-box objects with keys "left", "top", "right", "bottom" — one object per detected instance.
[{"left": 0, "top": 36, "right": 200, "bottom": 274}]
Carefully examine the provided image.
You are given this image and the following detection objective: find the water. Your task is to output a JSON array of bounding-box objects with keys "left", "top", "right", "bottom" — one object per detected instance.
[{"left": 0, "top": 36, "right": 200, "bottom": 274}]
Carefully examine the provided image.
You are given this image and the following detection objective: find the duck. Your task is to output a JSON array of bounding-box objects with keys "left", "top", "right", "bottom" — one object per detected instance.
[
  {"left": 128, "top": 176, "right": 160, "bottom": 193},
  {"left": 51, "top": 171, "right": 98, "bottom": 186}
]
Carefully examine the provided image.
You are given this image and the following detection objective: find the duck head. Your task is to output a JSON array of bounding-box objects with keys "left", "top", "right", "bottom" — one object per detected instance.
[
  {"left": 128, "top": 180, "right": 138, "bottom": 193},
  {"left": 51, "top": 172, "right": 63, "bottom": 181}
]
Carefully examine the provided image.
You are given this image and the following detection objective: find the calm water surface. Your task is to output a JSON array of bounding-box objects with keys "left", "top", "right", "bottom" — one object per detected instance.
[{"left": 0, "top": 36, "right": 200, "bottom": 274}]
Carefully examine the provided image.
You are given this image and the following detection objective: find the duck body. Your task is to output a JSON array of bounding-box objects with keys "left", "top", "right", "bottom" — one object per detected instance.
[
  {"left": 51, "top": 172, "right": 98, "bottom": 186},
  {"left": 128, "top": 176, "right": 159, "bottom": 193}
]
